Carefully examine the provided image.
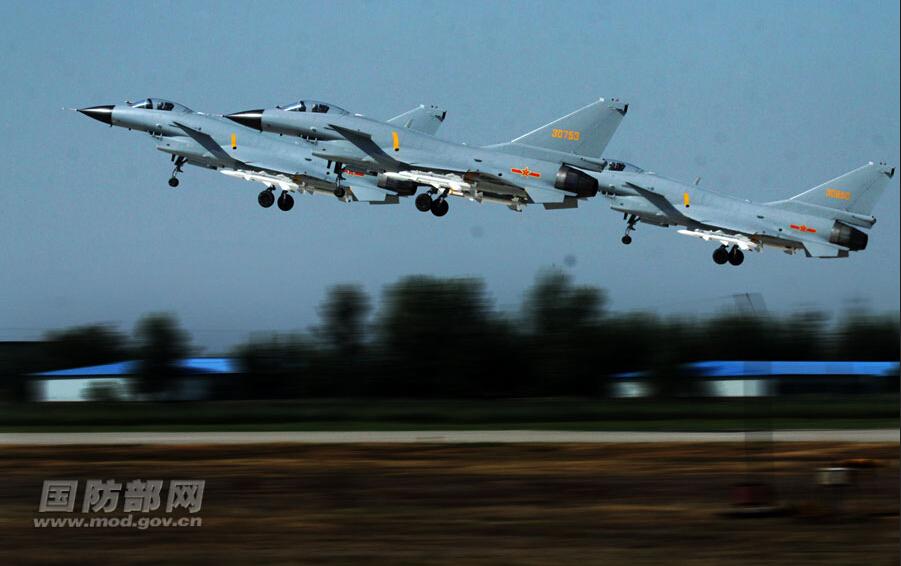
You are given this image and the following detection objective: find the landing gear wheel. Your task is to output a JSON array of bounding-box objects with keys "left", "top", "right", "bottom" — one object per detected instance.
[
  {"left": 334, "top": 187, "right": 346, "bottom": 199},
  {"left": 258, "top": 189, "right": 275, "bottom": 208},
  {"left": 415, "top": 193, "right": 433, "bottom": 212},
  {"left": 621, "top": 235, "right": 632, "bottom": 245},
  {"left": 168, "top": 177, "right": 179, "bottom": 188},
  {"left": 430, "top": 198, "right": 449, "bottom": 217},
  {"left": 277, "top": 192, "right": 294, "bottom": 212},
  {"left": 728, "top": 248, "right": 744, "bottom": 266},
  {"left": 712, "top": 246, "right": 729, "bottom": 265}
]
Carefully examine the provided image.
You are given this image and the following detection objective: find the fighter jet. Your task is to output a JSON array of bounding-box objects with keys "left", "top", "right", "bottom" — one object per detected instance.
[
  {"left": 227, "top": 99, "right": 448, "bottom": 140},
  {"left": 596, "top": 160, "right": 895, "bottom": 265},
  {"left": 76, "top": 98, "right": 444, "bottom": 209},
  {"left": 225, "top": 98, "right": 628, "bottom": 216}
]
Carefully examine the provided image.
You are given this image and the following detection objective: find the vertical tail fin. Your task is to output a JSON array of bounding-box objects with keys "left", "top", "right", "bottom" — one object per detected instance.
[
  {"left": 778, "top": 162, "right": 895, "bottom": 216},
  {"left": 486, "top": 98, "right": 627, "bottom": 160},
  {"left": 386, "top": 104, "right": 446, "bottom": 136}
]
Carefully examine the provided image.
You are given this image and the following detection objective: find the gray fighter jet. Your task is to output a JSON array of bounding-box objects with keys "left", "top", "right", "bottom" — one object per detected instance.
[
  {"left": 597, "top": 160, "right": 895, "bottom": 265},
  {"left": 225, "top": 98, "right": 628, "bottom": 216},
  {"left": 76, "top": 98, "right": 447, "bottom": 209},
  {"left": 228, "top": 99, "right": 448, "bottom": 141}
]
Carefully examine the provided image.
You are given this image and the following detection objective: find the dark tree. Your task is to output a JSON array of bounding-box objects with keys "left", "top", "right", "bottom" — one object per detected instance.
[
  {"left": 132, "top": 313, "right": 191, "bottom": 400},
  {"left": 316, "top": 284, "right": 371, "bottom": 358},
  {"left": 521, "top": 269, "right": 607, "bottom": 337},
  {"left": 373, "top": 275, "right": 514, "bottom": 397},
  {"left": 43, "top": 324, "right": 131, "bottom": 370},
  {"left": 835, "top": 314, "right": 901, "bottom": 361},
  {"left": 231, "top": 333, "right": 317, "bottom": 399},
  {"left": 520, "top": 270, "right": 608, "bottom": 395}
]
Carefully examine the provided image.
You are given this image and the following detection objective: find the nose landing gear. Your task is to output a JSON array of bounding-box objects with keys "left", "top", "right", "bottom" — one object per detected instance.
[
  {"left": 332, "top": 162, "right": 348, "bottom": 200},
  {"left": 168, "top": 156, "right": 186, "bottom": 188},
  {"left": 621, "top": 214, "right": 638, "bottom": 244}
]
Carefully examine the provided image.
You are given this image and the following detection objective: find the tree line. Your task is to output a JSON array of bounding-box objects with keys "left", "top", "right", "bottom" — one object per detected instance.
[{"left": 2, "top": 270, "right": 898, "bottom": 400}]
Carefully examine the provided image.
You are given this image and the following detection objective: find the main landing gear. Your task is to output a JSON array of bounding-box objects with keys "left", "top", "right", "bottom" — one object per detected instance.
[
  {"left": 257, "top": 187, "right": 293, "bottom": 211},
  {"left": 713, "top": 245, "right": 744, "bottom": 266},
  {"left": 621, "top": 214, "right": 638, "bottom": 244},
  {"left": 168, "top": 156, "right": 187, "bottom": 188},
  {"left": 258, "top": 187, "right": 275, "bottom": 208},
  {"left": 415, "top": 191, "right": 449, "bottom": 217},
  {"left": 277, "top": 191, "right": 294, "bottom": 211}
]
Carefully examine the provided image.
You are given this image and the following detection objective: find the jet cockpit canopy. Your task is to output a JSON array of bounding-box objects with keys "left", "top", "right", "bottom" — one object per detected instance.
[
  {"left": 278, "top": 100, "right": 349, "bottom": 115},
  {"left": 129, "top": 98, "right": 192, "bottom": 113},
  {"left": 606, "top": 160, "right": 644, "bottom": 173}
]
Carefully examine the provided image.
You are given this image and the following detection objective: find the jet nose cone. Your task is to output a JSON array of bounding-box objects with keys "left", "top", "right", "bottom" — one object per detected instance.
[
  {"left": 77, "top": 105, "right": 115, "bottom": 125},
  {"left": 225, "top": 109, "right": 263, "bottom": 131}
]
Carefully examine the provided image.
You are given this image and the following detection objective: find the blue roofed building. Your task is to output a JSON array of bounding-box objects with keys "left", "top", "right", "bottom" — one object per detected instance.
[
  {"left": 613, "top": 360, "right": 899, "bottom": 397},
  {"left": 31, "top": 358, "right": 239, "bottom": 401}
]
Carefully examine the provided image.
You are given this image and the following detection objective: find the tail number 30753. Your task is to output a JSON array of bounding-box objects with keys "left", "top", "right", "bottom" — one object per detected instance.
[{"left": 551, "top": 129, "right": 581, "bottom": 141}]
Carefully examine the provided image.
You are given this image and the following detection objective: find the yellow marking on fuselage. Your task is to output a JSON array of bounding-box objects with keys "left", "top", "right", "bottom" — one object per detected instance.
[
  {"left": 391, "top": 131, "right": 399, "bottom": 152},
  {"left": 231, "top": 133, "right": 237, "bottom": 150},
  {"left": 683, "top": 192, "right": 690, "bottom": 207}
]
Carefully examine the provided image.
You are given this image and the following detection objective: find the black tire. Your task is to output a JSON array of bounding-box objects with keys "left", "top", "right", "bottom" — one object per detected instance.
[
  {"left": 277, "top": 192, "right": 294, "bottom": 211},
  {"left": 430, "top": 198, "right": 449, "bottom": 217},
  {"left": 728, "top": 248, "right": 745, "bottom": 266},
  {"left": 415, "top": 193, "right": 432, "bottom": 212},
  {"left": 258, "top": 190, "right": 275, "bottom": 208},
  {"left": 334, "top": 187, "right": 346, "bottom": 199},
  {"left": 168, "top": 177, "right": 179, "bottom": 188},
  {"left": 713, "top": 247, "right": 729, "bottom": 265},
  {"left": 621, "top": 235, "right": 632, "bottom": 245}
]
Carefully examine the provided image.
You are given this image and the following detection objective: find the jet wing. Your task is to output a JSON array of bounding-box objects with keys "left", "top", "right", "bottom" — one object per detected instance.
[
  {"left": 172, "top": 120, "right": 301, "bottom": 180},
  {"left": 522, "top": 186, "right": 569, "bottom": 203},
  {"left": 171, "top": 121, "right": 240, "bottom": 166},
  {"left": 462, "top": 170, "right": 520, "bottom": 187},
  {"left": 327, "top": 123, "right": 406, "bottom": 170},
  {"left": 463, "top": 170, "right": 573, "bottom": 203},
  {"left": 795, "top": 238, "right": 846, "bottom": 258},
  {"left": 347, "top": 183, "right": 396, "bottom": 203},
  {"left": 625, "top": 181, "right": 702, "bottom": 228},
  {"left": 241, "top": 159, "right": 302, "bottom": 177},
  {"left": 172, "top": 121, "right": 313, "bottom": 181}
]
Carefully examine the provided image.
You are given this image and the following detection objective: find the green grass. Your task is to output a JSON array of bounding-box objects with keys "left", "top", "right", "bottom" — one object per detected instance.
[{"left": 0, "top": 396, "right": 896, "bottom": 432}]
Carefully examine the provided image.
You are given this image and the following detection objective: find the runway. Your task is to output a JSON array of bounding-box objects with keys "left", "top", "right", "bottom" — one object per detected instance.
[{"left": 0, "top": 429, "right": 896, "bottom": 445}]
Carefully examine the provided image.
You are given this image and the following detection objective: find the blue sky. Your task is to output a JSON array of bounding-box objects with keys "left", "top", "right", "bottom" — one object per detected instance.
[{"left": 1, "top": 0, "right": 898, "bottom": 351}]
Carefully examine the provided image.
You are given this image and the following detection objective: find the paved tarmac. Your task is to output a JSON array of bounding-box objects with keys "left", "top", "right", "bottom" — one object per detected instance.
[{"left": 0, "top": 429, "right": 897, "bottom": 445}]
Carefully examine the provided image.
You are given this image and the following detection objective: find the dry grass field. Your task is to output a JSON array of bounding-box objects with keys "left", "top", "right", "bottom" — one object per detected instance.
[{"left": 0, "top": 442, "right": 897, "bottom": 564}]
